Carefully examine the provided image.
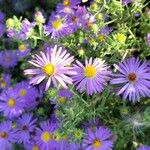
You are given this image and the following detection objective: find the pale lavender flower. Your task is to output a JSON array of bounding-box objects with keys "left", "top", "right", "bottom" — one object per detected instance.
[{"left": 24, "top": 45, "right": 76, "bottom": 91}]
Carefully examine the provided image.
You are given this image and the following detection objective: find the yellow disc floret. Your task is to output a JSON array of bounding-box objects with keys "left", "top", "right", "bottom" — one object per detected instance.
[
  {"left": 92, "top": 139, "right": 102, "bottom": 148},
  {"left": 98, "top": 34, "right": 105, "bottom": 42},
  {"left": 1, "top": 81, "right": 6, "bottom": 88},
  {"left": 19, "top": 44, "right": 26, "bottom": 52},
  {"left": 0, "top": 131, "right": 8, "bottom": 139},
  {"left": 63, "top": 0, "right": 70, "bottom": 6},
  {"left": 41, "top": 131, "right": 51, "bottom": 142},
  {"left": 59, "top": 97, "right": 66, "bottom": 104},
  {"left": 52, "top": 19, "right": 62, "bottom": 30},
  {"left": 19, "top": 89, "right": 27, "bottom": 96},
  {"left": 33, "top": 145, "right": 40, "bottom": 150},
  {"left": 7, "top": 98, "right": 16, "bottom": 107},
  {"left": 43, "top": 64, "right": 55, "bottom": 76},
  {"left": 84, "top": 65, "right": 96, "bottom": 78}
]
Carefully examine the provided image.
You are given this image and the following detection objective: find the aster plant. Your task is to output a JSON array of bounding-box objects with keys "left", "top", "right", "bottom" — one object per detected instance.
[{"left": 0, "top": 0, "right": 150, "bottom": 149}]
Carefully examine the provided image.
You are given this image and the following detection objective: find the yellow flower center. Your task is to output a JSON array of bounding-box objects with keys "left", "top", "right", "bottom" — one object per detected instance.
[
  {"left": 6, "top": 56, "right": 11, "bottom": 62},
  {"left": 63, "top": 0, "right": 70, "bottom": 6},
  {"left": 19, "top": 44, "right": 26, "bottom": 52},
  {"left": 128, "top": 72, "right": 137, "bottom": 82},
  {"left": 92, "top": 139, "right": 102, "bottom": 148},
  {"left": 0, "top": 131, "right": 8, "bottom": 139},
  {"left": 84, "top": 65, "right": 96, "bottom": 78},
  {"left": 33, "top": 145, "right": 40, "bottom": 150},
  {"left": 59, "top": 97, "right": 66, "bottom": 104},
  {"left": 19, "top": 89, "right": 27, "bottom": 96},
  {"left": 41, "top": 131, "right": 51, "bottom": 142},
  {"left": 116, "top": 33, "right": 126, "bottom": 44},
  {"left": 43, "top": 64, "right": 55, "bottom": 76},
  {"left": 1, "top": 81, "right": 6, "bottom": 88},
  {"left": 98, "top": 34, "right": 105, "bottom": 42},
  {"left": 52, "top": 20, "right": 62, "bottom": 30},
  {"left": 7, "top": 98, "right": 16, "bottom": 107}
]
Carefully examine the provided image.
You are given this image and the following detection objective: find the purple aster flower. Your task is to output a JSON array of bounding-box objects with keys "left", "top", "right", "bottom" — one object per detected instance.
[
  {"left": 24, "top": 142, "right": 40, "bottom": 150},
  {"left": 6, "top": 28, "right": 16, "bottom": 38},
  {"left": 66, "top": 142, "right": 81, "bottom": 150},
  {"left": 0, "top": 74, "right": 11, "bottom": 90},
  {"left": 82, "top": 127, "right": 114, "bottom": 150},
  {"left": 56, "top": 3, "right": 75, "bottom": 16},
  {"left": 0, "top": 23, "right": 5, "bottom": 37},
  {"left": 0, "top": 121, "right": 17, "bottom": 150},
  {"left": 98, "top": 26, "right": 112, "bottom": 43},
  {"left": 66, "top": 6, "right": 86, "bottom": 33},
  {"left": 0, "top": 50, "right": 18, "bottom": 68},
  {"left": 44, "top": 12, "right": 71, "bottom": 38},
  {"left": 62, "top": 0, "right": 80, "bottom": 7},
  {"left": 52, "top": 89, "right": 73, "bottom": 105},
  {"left": 0, "top": 88, "right": 25, "bottom": 119},
  {"left": 137, "top": 145, "right": 150, "bottom": 150},
  {"left": 18, "top": 19, "right": 35, "bottom": 40},
  {"left": 82, "top": 13, "right": 96, "bottom": 30},
  {"left": 147, "top": 33, "right": 150, "bottom": 46},
  {"left": 58, "top": 89, "right": 73, "bottom": 98},
  {"left": 111, "top": 57, "right": 150, "bottom": 103},
  {"left": 122, "top": 0, "right": 132, "bottom": 5},
  {"left": 24, "top": 45, "right": 76, "bottom": 91},
  {"left": 15, "top": 113, "right": 37, "bottom": 144},
  {"left": 17, "top": 43, "right": 31, "bottom": 57},
  {"left": 82, "top": 118, "right": 101, "bottom": 131},
  {"left": 34, "top": 121, "right": 58, "bottom": 150},
  {"left": 0, "top": 11, "right": 5, "bottom": 23},
  {"left": 14, "top": 81, "right": 40, "bottom": 109},
  {"left": 72, "top": 58, "right": 111, "bottom": 95}
]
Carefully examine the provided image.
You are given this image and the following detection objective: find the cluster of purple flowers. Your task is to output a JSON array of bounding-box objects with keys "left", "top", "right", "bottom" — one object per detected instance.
[
  {"left": 0, "top": 113, "right": 115, "bottom": 150},
  {"left": 24, "top": 45, "right": 150, "bottom": 103},
  {"left": 0, "top": 0, "right": 150, "bottom": 149}
]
